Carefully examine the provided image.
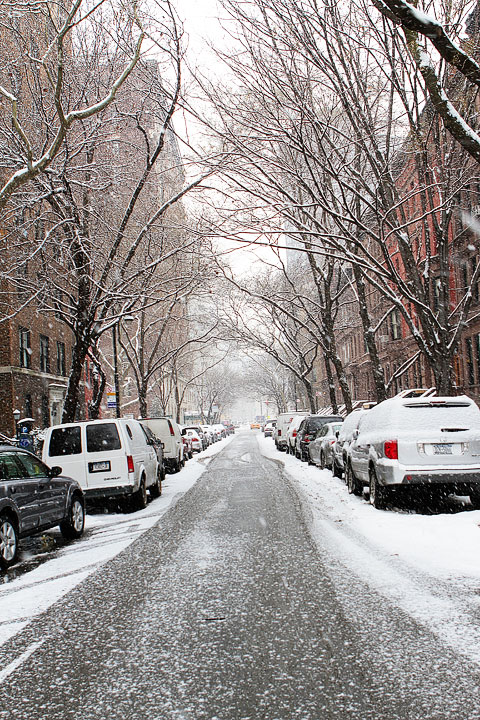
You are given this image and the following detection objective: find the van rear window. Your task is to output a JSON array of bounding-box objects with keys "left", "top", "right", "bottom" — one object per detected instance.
[
  {"left": 49, "top": 427, "right": 82, "bottom": 456},
  {"left": 86, "top": 423, "right": 121, "bottom": 452}
]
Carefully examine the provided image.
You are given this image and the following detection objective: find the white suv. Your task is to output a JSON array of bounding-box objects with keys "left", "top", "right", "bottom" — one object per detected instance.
[{"left": 347, "top": 395, "right": 480, "bottom": 509}]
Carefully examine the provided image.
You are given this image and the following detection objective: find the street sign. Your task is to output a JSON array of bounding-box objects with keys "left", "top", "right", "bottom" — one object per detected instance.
[{"left": 107, "top": 391, "right": 117, "bottom": 409}]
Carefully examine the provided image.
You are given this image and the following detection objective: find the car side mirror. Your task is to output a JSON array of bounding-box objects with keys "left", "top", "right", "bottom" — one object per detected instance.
[
  {"left": 49, "top": 466, "right": 62, "bottom": 478},
  {"left": 335, "top": 431, "right": 339, "bottom": 438},
  {"left": 353, "top": 429, "right": 359, "bottom": 440}
]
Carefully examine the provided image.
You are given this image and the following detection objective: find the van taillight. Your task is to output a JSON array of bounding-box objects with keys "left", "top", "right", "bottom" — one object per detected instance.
[
  {"left": 278, "top": 429, "right": 281, "bottom": 436},
  {"left": 384, "top": 440, "right": 398, "bottom": 460},
  {"left": 293, "top": 430, "right": 297, "bottom": 437},
  {"left": 127, "top": 455, "right": 135, "bottom": 473},
  {"left": 168, "top": 422, "right": 175, "bottom": 437}
]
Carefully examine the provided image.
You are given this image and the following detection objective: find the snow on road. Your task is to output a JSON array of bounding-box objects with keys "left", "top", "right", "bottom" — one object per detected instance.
[
  {"left": 0, "top": 436, "right": 234, "bottom": 648},
  {"left": 256, "top": 433, "right": 480, "bottom": 666}
]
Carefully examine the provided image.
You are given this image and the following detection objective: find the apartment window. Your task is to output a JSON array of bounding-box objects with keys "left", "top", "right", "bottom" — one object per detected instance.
[
  {"left": 56, "top": 341, "right": 66, "bottom": 376},
  {"left": 40, "top": 335, "right": 50, "bottom": 373},
  {"left": 19, "top": 327, "right": 31, "bottom": 368},
  {"left": 466, "top": 337, "right": 475, "bottom": 386},
  {"left": 390, "top": 310, "right": 401, "bottom": 340}
]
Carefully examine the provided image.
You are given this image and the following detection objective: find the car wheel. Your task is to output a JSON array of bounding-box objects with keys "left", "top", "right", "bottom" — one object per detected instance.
[
  {"left": 60, "top": 494, "right": 85, "bottom": 539},
  {"left": 470, "top": 490, "right": 480, "bottom": 509},
  {"left": 346, "top": 462, "right": 362, "bottom": 496},
  {"left": 369, "top": 467, "right": 388, "bottom": 510},
  {"left": 333, "top": 459, "right": 342, "bottom": 479},
  {"left": 0, "top": 514, "right": 19, "bottom": 569},
  {"left": 150, "top": 470, "right": 162, "bottom": 499},
  {"left": 133, "top": 476, "right": 148, "bottom": 510}
]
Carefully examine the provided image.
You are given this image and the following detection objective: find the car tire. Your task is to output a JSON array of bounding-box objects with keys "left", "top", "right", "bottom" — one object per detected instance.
[
  {"left": 60, "top": 494, "right": 85, "bottom": 539},
  {"left": 369, "top": 467, "right": 388, "bottom": 510},
  {"left": 333, "top": 459, "right": 342, "bottom": 479},
  {"left": 0, "top": 514, "right": 19, "bottom": 569},
  {"left": 133, "top": 476, "right": 148, "bottom": 510},
  {"left": 470, "top": 490, "right": 480, "bottom": 509},
  {"left": 346, "top": 462, "right": 362, "bottom": 496},
  {"left": 150, "top": 470, "right": 162, "bottom": 498}
]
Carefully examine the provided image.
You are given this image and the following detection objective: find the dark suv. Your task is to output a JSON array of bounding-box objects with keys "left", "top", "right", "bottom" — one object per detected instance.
[
  {"left": 295, "top": 415, "right": 343, "bottom": 462},
  {"left": 0, "top": 446, "right": 85, "bottom": 569}
]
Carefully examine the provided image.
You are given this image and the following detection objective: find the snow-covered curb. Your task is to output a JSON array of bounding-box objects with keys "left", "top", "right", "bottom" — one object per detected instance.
[
  {"left": 257, "top": 433, "right": 480, "bottom": 666},
  {"left": 0, "top": 435, "right": 234, "bottom": 648}
]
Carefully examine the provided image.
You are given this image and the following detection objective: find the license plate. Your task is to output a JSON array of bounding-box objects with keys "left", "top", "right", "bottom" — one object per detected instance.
[
  {"left": 89, "top": 460, "right": 111, "bottom": 472},
  {"left": 432, "top": 444, "right": 453, "bottom": 455}
]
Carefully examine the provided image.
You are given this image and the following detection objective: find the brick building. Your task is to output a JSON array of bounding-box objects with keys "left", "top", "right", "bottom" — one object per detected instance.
[{"left": 0, "top": 283, "right": 77, "bottom": 436}]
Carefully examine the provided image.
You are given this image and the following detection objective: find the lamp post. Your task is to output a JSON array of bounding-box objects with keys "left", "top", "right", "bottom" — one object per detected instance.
[
  {"left": 12, "top": 408, "right": 20, "bottom": 440},
  {"left": 112, "top": 323, "right": 121, "bottom": 419}
]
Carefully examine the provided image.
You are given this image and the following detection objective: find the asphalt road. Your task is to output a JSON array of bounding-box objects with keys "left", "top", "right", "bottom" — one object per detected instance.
[{"left": 0, "top": 432, "right": 479, "bottom": 719}]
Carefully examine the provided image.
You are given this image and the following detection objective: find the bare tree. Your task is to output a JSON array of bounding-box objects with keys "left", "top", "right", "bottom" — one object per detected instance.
[
  {"left": 373, "top": 0, "right": 480, "bottom": 163},
  {"left": 2, "top": 3, "right": 216, "bottom": 421},
  {"left": 0, "top": 0, "right": 145, "bottom": 211},
  {"left": 194, "top": 0, "right": 480, "bottom": 396}
]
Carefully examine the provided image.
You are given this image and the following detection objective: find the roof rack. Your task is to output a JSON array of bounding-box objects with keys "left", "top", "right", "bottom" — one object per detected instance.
[{"left": 395, "top": 387, "right": 436, "bottom": 399}]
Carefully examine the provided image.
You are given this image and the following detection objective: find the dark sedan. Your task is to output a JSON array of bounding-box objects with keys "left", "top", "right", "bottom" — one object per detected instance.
[{"left": 0, "top": 445, "right": 85, "bottom": 569}]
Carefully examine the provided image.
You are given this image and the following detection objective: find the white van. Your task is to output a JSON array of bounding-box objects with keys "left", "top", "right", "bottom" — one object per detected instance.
[
  {"left": 42, "top": 418, "right": 160, "bottom": 509},
  {"left": 140, "top": 417, "right": 184, "bottom": 473},
  {"left": 274, "top": 411, "right": 308, "bottom": 451}
]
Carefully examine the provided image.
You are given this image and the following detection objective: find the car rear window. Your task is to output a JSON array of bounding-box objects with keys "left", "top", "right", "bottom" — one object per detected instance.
[
  {"left": 86, "top": 423, "right": 121, "bottom": 452},
  {"left": 397, "top": 403, "right": 480, "bottom": 431},
  {"left": 308, "top": 417, "right": 341, "bottom": 431},
  {"left": 49, "top": 426, "right": 82, "bottom": 456}
]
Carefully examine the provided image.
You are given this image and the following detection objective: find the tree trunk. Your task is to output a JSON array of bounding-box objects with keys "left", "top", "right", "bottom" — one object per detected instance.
[
  {"left": 324, "top": 356, "right": 338, "bottom": 413},
  {"left": 62, "top": 332, "right": 90, "bottom": 422},
  {"left": 352, "top": 264, "right": 387, "bottom": 403},
  {"left": 138, "top": 382, "right": 148, "bottom": 418},
  {"left": 88, "top": 355, "right": 106, "bottom": 419}
]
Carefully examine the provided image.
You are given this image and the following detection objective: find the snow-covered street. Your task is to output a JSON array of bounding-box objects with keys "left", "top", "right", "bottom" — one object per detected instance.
[
  {"left": 0, "top": 436, "right": 234, "bottom": 649},
  {"left": 0, "top": 430, "right": 479, "bottom": 719}
]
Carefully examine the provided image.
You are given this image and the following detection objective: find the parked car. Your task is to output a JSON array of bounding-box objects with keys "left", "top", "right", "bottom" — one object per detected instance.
[
  {"left": 183, "top": 425, "right": 207, "bottom": 449},
  {"left": 200, "top": 425, "right": 214, "bottom": 445},
  {"left": 0, "top": 445, "right": 85, "bottom": 569},
  {"left": 182, "top": 433, "right": 193, "bottom": 460},
  {"left": 139, "top": 424, "right": 165, "bottom": 494},
  {"left": 264, "top": 421, "right": 276, "bottom": 437},
  {"left": 285, "top": 414, "right": 309, "bottom": 454},
  {"left": 43, "top": 418, "right": 160, "bottom": 510},
  {"left": 295, "top": 414, "right": 343, "bottom": 462},
  {"left": 185, "top": 429, "right": 202, "bottom": 452},
  {"left": 141, "top": 417, "right": 184, "bottom": 474},
  {"left": 213, "top": 423, "right": 227, "bottom": 439},
  {"left": 346, "top": 395, "right": 480, "bottom": 509},
  {"left": 275, "top": 412, "right": 308, "bottom": 451},
  {"left": 309, "top": 421, "right": 344, "bottom": 468},
  {"left": 332, "top": 409, "right": 369, "bottom": 478}
]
